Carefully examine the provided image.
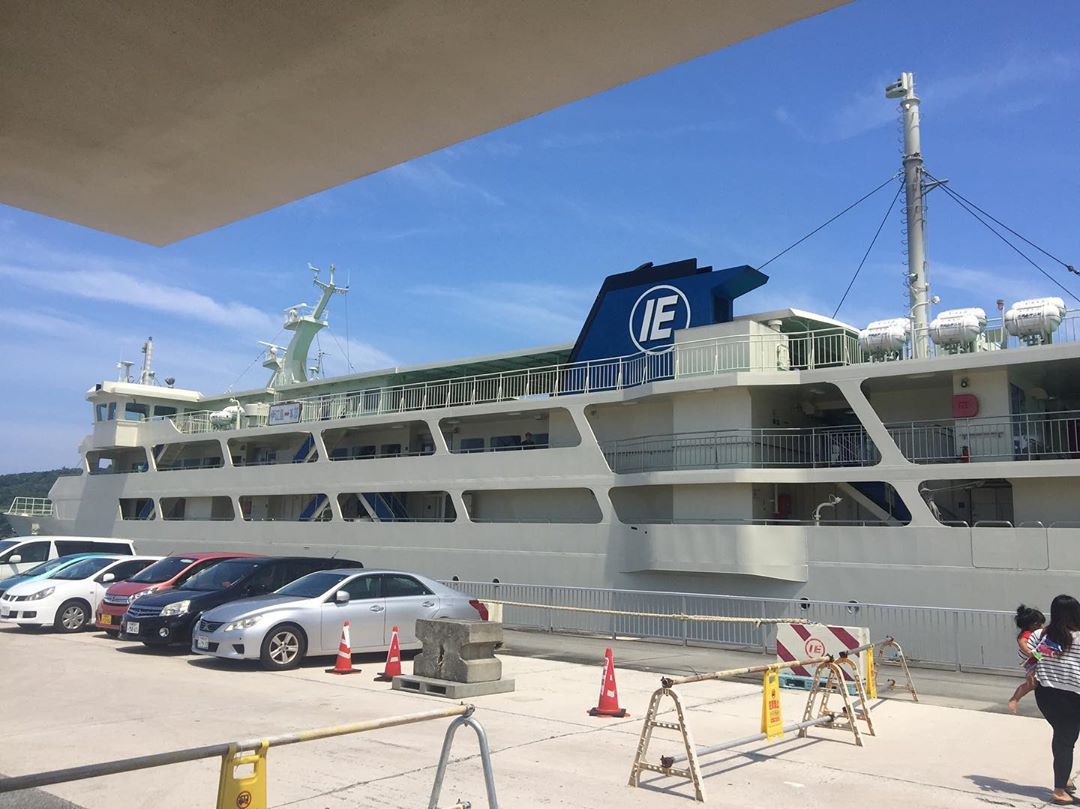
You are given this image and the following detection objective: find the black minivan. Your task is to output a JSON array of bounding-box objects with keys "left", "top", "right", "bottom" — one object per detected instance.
[{"left": 118, "top": 556, "right": 362, "bottom": 647}]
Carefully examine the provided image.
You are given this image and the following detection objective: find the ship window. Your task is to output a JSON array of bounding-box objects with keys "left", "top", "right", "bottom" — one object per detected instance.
[
  {"left": 357, "top": 445, "right": 376, "bottom": 458},
  {"left": 107, "top": 402, "right": 117, "bottom": 420},
  {"left": 125, "top": 403, "right": 149, "bottom": 421},
  {"left": 459, "top": 437, "right": 485, "bottom": 453},
  {"left": 153, "top": 405, "right": 177, "bottom": 418},
  {"left": 491, "top": 435, "right": 522, "bottom": 451},
  {"left": 379, "top": 443, "right": 402, "bottom": 457},
  {"left": 95, "top": 403, "right": 107, "bottom": 422}
]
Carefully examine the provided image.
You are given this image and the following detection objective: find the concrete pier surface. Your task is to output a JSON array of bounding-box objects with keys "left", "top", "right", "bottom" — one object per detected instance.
[{"left": 0, "top": 625, "right": 1059, "bottom": 808}]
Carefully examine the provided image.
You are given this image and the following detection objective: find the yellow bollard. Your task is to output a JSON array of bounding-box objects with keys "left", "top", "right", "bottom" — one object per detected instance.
[
  {"left": 865, "top": 649, "right": 877, "bottom": 699},
  {"left": 217, "top": 741, "right": 268, "bottom": 809}
]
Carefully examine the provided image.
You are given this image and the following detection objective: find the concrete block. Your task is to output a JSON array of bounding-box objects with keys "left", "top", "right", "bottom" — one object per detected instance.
[
  {"left": 391, "top": 674, "right": 516, "bottom": 699},
  {"left": 413, "top": 618, "right": 504, "bottom": 683}
]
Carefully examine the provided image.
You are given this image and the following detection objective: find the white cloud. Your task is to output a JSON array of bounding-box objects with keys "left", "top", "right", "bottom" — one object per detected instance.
[
  {"left": 408, "top": 282, "right": 593, "bottom": 342},
  {"left": 778, "top": 52, "right": 1080, "bottom": 143},
  {"left": 385, "top": 162, "right": 505, "bottom": 207},
  {"left": 932, "top": 261, "right": 1080, "bottom": 309},
  {"left": 0, "top": 263, "right": 279, "bottom": 335}
]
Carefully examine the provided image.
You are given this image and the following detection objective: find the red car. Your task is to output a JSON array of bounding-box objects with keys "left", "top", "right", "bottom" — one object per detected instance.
[{"left": 96, "top": 553, "right": 255, "bottom": 633}]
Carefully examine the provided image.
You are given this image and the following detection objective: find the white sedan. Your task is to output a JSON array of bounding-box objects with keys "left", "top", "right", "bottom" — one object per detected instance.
[
  {"left": 192, "top": 568, "right": 488, "bottom": 670},
  {"left": 0, "top": 555, "right": 160, "bottom": 632}
]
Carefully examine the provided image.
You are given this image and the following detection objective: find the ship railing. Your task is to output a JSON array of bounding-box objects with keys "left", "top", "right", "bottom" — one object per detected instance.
[
  {"left": 152, "top": 312, "right": 1079, "bottom": 436},
  {"left": 4, "top": 497, "right": 55, "bottom": 517},
  {"left": 443, "top": 580, "right": 1024, "bottom": 673},
  {"left": 601, "top": 426, "right": 880, "bottom": 472},
  {"left": 884, "top": 408, "right": 1080, "bottom": 463}
]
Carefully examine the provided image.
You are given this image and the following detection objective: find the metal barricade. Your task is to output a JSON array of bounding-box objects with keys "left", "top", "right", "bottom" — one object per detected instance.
[
  {"left": 448, "top": 581, "right": 1019, "bottom": 674},
  {"left": 0, "top": 705, "right": 498, "bottom": 809}
]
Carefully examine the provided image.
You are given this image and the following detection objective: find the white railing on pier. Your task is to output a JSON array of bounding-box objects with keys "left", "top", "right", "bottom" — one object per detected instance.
[
  {"left": 4, "top": 497, "right": 55, "bottom": 517},
  {"left": 885, "top": 409, "right": 1080, "bottom": 463},
  {"left": 151, "top": 310, "right": 1080, "bottom": 436},
  {"left": 443, "top": 580, "right": 1023, "bottom": 673},
  {"left": 602, "top": 426, "right": 880, "bottom": 472}
]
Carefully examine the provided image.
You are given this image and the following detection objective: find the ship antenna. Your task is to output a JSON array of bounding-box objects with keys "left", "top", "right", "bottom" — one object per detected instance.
[
  {"left": 886, "top": 72, "right": 932, "bottom": 358},
  {"left": 139, "top": 337, "right": 155, "bottom": 385}
]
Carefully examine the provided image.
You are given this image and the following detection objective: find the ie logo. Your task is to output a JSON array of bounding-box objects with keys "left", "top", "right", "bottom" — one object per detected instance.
[
  {"left": 804, "top": 638, "right": 826, "bottom": 657},
  {"left": 628, "top": 285, "right": 691, "bottom": 354}
]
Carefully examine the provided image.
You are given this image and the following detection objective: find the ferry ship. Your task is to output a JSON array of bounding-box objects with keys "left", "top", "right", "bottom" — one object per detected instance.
[{"left": 7, "top": 73, "right": 1079, "bottom": 610}]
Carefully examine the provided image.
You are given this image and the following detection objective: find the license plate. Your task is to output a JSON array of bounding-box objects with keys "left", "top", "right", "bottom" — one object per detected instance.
[
  {"left": 125, "top": 621, "right": 140, "bottom": 635},
  {"left": 99, "top": 614, "right": 112, "bottom": 625},
  {"left": 195, "top": 636, "right": 209, "bottom": 650}
]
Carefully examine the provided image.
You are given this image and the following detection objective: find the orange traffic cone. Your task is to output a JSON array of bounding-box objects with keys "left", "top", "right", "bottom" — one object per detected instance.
[
  {"left": 325, "top": 620, "right": 360, "bottom": 675},
  {"left": 588, "top": 647, "right": 628, "bottom": 717},
  {"left": 374, "top": 625, "right": 403, "bottom": 682}
]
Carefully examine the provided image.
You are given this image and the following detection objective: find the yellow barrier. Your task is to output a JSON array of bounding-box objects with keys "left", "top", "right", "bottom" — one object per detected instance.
[
  {"left": 218, "top": 742, "right": 268, "bottom": 809},
  {"left": 0, "top": 705, "right": 499, "bottom": 809},
  {"left": 629, "top": 634, "right": 918, "bottom": 802}
]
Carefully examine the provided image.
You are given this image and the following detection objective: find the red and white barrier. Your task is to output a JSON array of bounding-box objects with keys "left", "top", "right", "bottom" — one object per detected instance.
[{"left": 776, "top": 623, "right": 870, "bottom": 681}]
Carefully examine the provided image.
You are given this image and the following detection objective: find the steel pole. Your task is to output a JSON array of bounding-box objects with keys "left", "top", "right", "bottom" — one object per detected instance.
[{"left": 890, "top": 72, "right": 931, "bottom": 358}]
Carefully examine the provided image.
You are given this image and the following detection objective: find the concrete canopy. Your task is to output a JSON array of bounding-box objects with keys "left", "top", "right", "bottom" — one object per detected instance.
[{"left": 1, "top": 1, "right": 846, "bottom": 245}]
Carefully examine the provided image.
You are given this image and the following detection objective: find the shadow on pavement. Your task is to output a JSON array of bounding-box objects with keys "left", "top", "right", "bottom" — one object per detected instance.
[
  {"left": 965, "top": 774, "right": 1051, "bottom": 801},
  {"left": 0, "top": 774, "right": 86, "bottom": 809}
]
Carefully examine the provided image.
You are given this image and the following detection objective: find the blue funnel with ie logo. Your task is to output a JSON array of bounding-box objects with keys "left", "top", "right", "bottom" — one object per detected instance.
[{"left": 569, "top": 258, "right": 767, "bottom": 365}]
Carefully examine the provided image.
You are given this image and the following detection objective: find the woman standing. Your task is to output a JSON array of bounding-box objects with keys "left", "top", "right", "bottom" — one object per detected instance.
[{"left": 1030, "top": 594, "right": 1080, "bottom": 804}]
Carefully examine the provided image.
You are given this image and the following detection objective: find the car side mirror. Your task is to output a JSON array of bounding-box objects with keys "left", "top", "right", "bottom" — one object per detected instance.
[
  {"left": 8, "top": 555, "right": 21, "bottom": 564},
  {"left": 101, "top": 573, "right": 116, "bottom": 583},
  {"left": 335, "top": 590, "right": 350, "bottom": 604}
]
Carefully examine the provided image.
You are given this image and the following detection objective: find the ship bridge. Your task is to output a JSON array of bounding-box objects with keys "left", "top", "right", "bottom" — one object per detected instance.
[{"left": 2, "top": 2, "right": 847, "bottom": 245}]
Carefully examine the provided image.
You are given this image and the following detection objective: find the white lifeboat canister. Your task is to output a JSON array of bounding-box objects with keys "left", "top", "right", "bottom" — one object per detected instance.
[
  {"left": 1005, "top": 297, "right": 1066, "bottom": 339},
  {"left": 209, "top": 404, "right": 245, "bottom": 427},
  {"left": 859, "top": 317, "right": 911, "bottom": 356},
  {"left": 929, "top": 308, "right": 987, "bottom": 348}
]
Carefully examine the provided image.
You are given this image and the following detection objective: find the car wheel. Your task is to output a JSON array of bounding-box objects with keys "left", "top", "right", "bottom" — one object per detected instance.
[
  {"left": 54, "top": 600, "right": 90, "bottom": 633},
  {"left": 260, "top": 623, "right": 307, "bottom": 671}
]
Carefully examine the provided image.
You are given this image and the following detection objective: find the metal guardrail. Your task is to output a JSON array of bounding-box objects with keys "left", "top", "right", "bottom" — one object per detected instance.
[
  {"left": 447, "top": 581, "right": 1020, "bottom": 674},
  {"left": 885, "top": 409, "right": 1080, "bottom": 463},
  {"left": 130, "top": 310, "right": 1080, "bottom": 437},
  {"left": 602, "top": 425, "right": 879, "bottom": 472},
  {"left": 0, "top": 705, "right": 499, "bottom": 809},
  {"left": 4, "top": 497, "right": 55, "bottom": 517}
]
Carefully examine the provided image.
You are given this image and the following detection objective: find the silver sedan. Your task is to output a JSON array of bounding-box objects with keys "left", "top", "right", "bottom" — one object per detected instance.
[{"left": 191, "top": 568, "right": 488, "bottom": 670}]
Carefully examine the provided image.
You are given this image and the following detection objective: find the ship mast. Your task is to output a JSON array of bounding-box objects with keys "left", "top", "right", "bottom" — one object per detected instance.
[
  {"left": 886, "top": 72, "right": 931, "bottom": 359},
  {"left": 263, "top": 264, "right": 349, "bottom": 389}
]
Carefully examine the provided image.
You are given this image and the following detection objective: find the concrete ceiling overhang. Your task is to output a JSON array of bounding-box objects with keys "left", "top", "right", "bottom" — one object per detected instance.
[{"left": 1, "top": 1, "right": 846, "bottom": 246}]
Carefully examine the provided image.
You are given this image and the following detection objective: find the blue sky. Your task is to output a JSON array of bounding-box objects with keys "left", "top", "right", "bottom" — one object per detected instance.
[{"left": 2, "top": 0, "right": 1079, "bottom": 474}]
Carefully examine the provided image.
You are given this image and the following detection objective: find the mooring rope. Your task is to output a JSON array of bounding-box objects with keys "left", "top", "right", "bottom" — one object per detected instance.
[{"left": 482, "top": 599, "right": 809, "bottom": 626}]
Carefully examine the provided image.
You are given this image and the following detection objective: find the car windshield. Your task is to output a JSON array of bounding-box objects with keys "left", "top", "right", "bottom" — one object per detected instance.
[
  {"left": 128, "top": 557, "right": 197, "bottom": 584},
  {"left": 178, "top": 559, "right": 262, "bottom": 592},
  {"left": 20, "top": 557, "right": 75, "bottom": 578},
  {"left": 51, "top": 557, "right": 115, "bottom": 580},
  {"left": 276, "top": 572, "right": 350, "bottom": 599}
]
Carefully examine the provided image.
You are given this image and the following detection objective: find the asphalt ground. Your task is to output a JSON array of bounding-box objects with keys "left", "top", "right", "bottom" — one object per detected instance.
[{"left": 0, "top": 624, "right": 1063, "bottom": 808}]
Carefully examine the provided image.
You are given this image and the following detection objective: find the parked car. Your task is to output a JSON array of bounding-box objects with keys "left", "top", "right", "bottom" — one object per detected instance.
[
  {"left": 0, "top": 553, "right": 113, "bottom": 599},
  {"left": 0, "top": 555, "right": 160, "bottom": 632},
  {"left": 191, "top": 569, "right": 487, "bottom": 671},
  {"left": 0, "top": 536, "right": 135, "bottom": 582},
  {"left": 96, "top": 552, "right": 256, "bottom": 633},
  {"left": 120, "top": 556, "right": 362, "bottom": 648}
]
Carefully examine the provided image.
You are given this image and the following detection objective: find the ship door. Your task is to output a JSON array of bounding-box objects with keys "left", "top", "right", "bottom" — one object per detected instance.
[{"left": 419, "top": 493, "right": 445, "bottom": 522}]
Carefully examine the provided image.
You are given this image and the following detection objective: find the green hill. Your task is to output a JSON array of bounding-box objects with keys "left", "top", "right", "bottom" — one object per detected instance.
[{"left": 0, "top": 468, "right": 81, "bottom": 537}]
